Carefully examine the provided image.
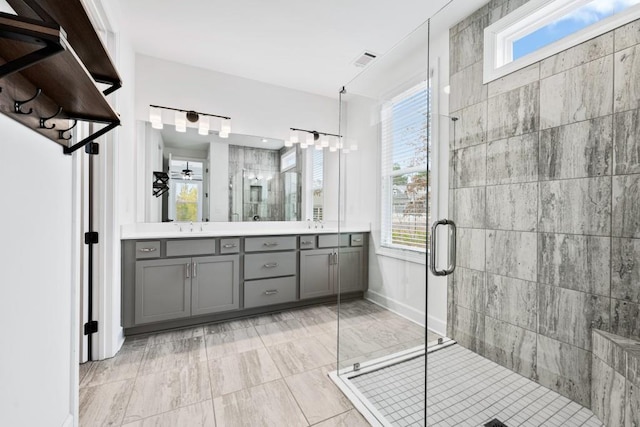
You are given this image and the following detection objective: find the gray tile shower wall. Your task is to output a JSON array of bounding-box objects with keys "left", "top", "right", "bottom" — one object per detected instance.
[{"left": 448, "top": 0, "right": 640, "bottom": 412}]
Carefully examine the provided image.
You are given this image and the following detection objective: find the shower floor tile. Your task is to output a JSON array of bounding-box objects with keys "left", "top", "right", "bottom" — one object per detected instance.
[{"left": 347, "top": 344, "right": 604, "bottom": 427}]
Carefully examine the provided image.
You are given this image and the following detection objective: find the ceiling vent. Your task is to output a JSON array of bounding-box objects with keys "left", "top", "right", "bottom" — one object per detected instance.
[{"left": 353, "top": 51, "right": 377, "bottom": 68}]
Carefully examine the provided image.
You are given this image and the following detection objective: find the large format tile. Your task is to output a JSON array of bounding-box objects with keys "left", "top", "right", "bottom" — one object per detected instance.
[
  {"left": 121, "top": 401, "right": 216, "bottom": 427},
  {"left": 312, "top": 409, "right": 370, "bottom": 427},
  {"left": 450, "top": 62, "right": 487, "bottom": 112},
  {"left": 615, "top": 19, "right": 640, "bottom": 52},
  {"left": 449, "top": 13, "right": 487, "bottom": 75},
  {"left": 540, "top": 32, "right": 613, "bottom": 78},
  {"left": 208, "top": 348, "right": 281, "bottom": 398},
  {"left": 612, "top": 174, "right": 640, "bottom": 238},
  {"left": 146, "top": 326, "right": 204, "bottom": 346},
  {"left": 452, "top": 305, "right": 485, "bottom": 354},
  {"left": 453, "top": 187, "right": 486, "bottom": 228},
  {"left": 139, "top": 336, "right": 207, "bottom": 375},
  {"left": 81, "top": 350, "right": 143, "bottom": 387},
  {"left": 204, "top": 326, "right": 264, "bottom": 359},
  {"left": 538, "top": 177, "right": 611, "bottom": 236},
  {"left": 615, "top": 45, "right": 640, "bottom": 113},
  {"left": 79, "top": 379, "right": 134, "bottom": 427},
  {"left": 486, "top": 182, "right": 537, "bottom": 231},
  {"left": 611, "top": 299, "right": 640, "bottom": 340},
  {"left": 451, "top": 102, "right": 488, "bottom": 149},
  {"left": 591, "top": 355, "right": 626, "bottom": 427},
  {"left": 539, "top": 116, "right": 613, "bottom": 180},
  {"left": 488, "top": 63, "right": 539, "bottom": 98},
  {"left": 123, "top": 362, "right": 212, "bottom": 424},
  {"left": 204, "top": 317, "right": 255, "bottom": 334},
  {"left": 612, "top": 237, "right": 640, "bottom": 303},
  {"left": 614, "top": 109, "right": 640, "bottom": 175},
  {"left": 537, "top": 334, "right": 592, "bottom": 407},
  {"left": 455, "top": 228, "right": 486, "bottom": 272},
  {"left": 487, "top": 81, "right": 539, "bottom": 140},
  {"left": 538, "top": 233, "right": 611, "bottom": 296},
  {"left": 627, "top": 381, "right": 640, "bottom": 426},
  {"left": 268, "top": 336, "right": 336, "bottom": 377},
  {"left": 285, "top": 365, "right": 352, "bottom": 424},
  {"left": 486, "top": 133, "right": 538, "bottom": 185},
  {"left": 485, "top": 273, "right": 537, "bottom": 331},
  {"left": 452, "top": 144, "right": 486, "bottom": 188},
  {"left": 254, "top": 318, "right": 311, "bottom": 347},
  {"left": 486, "top": 230, "right": 537, "bottom": 281},
  {"left": 453, "top": 267, "right": 485, "bottom": 313},
  {"left": 213, "top": 379, "right": 308, "bottom": 427},
  {"left": 540, "top": 55, "right": 613, "bottom": 129},
  {"left": 538, "top": 285, "right": 610, "bottom": 350},
  {"left": 484, "top": 316, "right": 537, "bottom": 379}
]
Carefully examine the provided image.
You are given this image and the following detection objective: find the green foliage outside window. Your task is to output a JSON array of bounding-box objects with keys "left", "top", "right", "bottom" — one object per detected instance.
[{"left": 176, "top": 185, "right": 199, "bottom": 222}]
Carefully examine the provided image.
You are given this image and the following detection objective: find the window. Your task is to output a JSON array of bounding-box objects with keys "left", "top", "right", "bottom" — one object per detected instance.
[
  {"left": 484, "top": 0, "right": 640, "bottom": 82},
  {"left": 381, "top": 82, "right": 429, "bottom": 252},
  {"left": 168, "top": 158, "right": 204, "bottom": 222},
  {"left": 312, "top": 149, "right": 324, "bottom": 221}
]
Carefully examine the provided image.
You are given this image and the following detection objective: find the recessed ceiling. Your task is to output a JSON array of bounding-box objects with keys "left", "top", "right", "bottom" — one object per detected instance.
[{"left": 117, "top": 0, "right": 458, "bottom": 98}]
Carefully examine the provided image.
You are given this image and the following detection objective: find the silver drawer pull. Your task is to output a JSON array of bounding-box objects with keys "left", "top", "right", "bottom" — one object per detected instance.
[
  {"left": 264, "top": 290, "right": 279, "bottom": 295},
  {"left": 301, "top": 240, "right": 313, "bottom": 244},
  {"left": 263, "top": 242, "right": 279, "bottom": 247},
  {"left": 138, "top": 247, "right": 157, "bottom": 252},
  {"left": 223, "top": 243, "right": 237, "bottom": 248},
  {"left": 186, "top": 263, "right": 190, "bottom": 279},
  {"left": 352, "top": 238, "right": 362, "bottom": 242},
  {"left": 264, "top": 263, "right": 279, "bottom": 268}
]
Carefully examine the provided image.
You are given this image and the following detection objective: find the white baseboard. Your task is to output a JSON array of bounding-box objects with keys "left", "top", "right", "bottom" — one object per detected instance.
[
  {"left": 365, "top": 290, "right": 447, "bottom": 336},
  {"left": 61, "top": 413, "right": 74, "bottom": 427}
]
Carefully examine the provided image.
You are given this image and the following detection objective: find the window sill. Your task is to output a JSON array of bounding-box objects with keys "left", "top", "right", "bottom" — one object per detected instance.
[{"left": 375, "top": 246, "right": 427, "bottom": 265}]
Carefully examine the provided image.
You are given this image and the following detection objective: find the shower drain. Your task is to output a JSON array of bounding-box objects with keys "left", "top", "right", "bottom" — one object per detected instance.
[{"left": 484, "top": 419, "right": 508, "bottom": 427}]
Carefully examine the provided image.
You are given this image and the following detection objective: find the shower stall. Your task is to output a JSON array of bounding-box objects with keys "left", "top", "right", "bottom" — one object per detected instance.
[{"left": 331, "top": 0, "right": 638, "bottom": 425}]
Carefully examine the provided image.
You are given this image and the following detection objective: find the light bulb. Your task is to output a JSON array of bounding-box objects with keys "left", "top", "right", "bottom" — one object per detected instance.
[
  {"left": 329, "top": 146, "right": 337, "bottom": 152},
  {"left": 314, "top": 144, "right": 323, "bottom": 151},
  {"left": 321, "top": 135, "right": 329, "bottom": 147},
  {"left": 290, "top": 129, "right": 299, "bottom": 144},
  {"left": 175, "top": 111, "right": 186, "bottom": 133},
  {"left": 300, "top": 142, "right": 308, "bottom": 149},
  {"left": 284, "top": 140, "right": 293, "bottom": 147},
  {"left": 198, "top": 117, "right": 209, "bottom": 135},
  {"left": 306, "top": 132, "right": 314, "bottom": 145},
  {"left": 149, "top": 106, "right": 162, "bottom": 124},
  {"left": 220, "top": 118, "right": 231, "bottom": 134},
  {"left": 151, "top": 121, "right": 163, "bottom": 130}
]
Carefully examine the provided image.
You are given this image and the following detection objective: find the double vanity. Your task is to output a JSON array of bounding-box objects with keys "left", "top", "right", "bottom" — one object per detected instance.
[{"left": 121, "top": 222, "right": 370, "bottom": 335}]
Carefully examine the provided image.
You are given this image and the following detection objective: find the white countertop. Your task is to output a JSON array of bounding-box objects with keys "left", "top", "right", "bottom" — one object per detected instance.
[{"left": 121, "top": 221, "right": 371, "bottom": 240}]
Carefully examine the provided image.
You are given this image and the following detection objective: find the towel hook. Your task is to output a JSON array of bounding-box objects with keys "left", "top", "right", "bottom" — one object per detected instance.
[
  {"left": 14, "top": 88, "right": 42, "bottom": 115},
  {"left": 39, "top": 106, "right": 63, "bottom": 129},
  {"left": 58, "top": 119, "right": 78, "bottom": 141}
]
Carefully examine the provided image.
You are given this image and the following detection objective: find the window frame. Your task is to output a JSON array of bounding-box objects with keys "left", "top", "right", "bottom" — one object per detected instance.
[
  {"left": 484, "top": 0, "right": 640, "bottom": 83},
  {"left": 380, "top": 82, "right": 429, "bottom": 254}
]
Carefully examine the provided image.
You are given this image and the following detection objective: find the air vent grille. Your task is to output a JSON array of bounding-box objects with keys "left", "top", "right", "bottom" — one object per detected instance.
[{"left": 353, "top": 51, "right": 377, "bottom": 67}]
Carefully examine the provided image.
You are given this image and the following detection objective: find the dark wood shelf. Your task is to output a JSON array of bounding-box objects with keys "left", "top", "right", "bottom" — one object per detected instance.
[
  {"left": 0, "top": 12, "right": 119, "bottom": 152},
  {"left": 7, "top": 0, "right": 121, "bottom": 90}
]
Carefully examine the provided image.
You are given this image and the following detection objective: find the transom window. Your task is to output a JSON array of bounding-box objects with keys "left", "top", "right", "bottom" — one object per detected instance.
[{"left": 484, "top": 0, "right": 640, "bottom": 82}]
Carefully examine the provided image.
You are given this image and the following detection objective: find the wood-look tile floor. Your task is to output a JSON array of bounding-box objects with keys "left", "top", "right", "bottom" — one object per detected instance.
[{"left": 79, "top": 299, "right": 432, "bottom": 427}]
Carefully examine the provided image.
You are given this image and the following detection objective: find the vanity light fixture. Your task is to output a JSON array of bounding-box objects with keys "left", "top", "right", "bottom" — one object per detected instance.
[
  {"left": 288, "top": 127, "right": 356, "bottom": 153},
  {"left": 149, "top": 104, "right": 231, "bottom": 137}
]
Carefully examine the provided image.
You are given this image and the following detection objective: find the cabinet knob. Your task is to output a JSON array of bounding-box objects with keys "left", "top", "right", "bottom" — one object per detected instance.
[
  {"left": 352, "top": 238, "right": 362, "bottom": 242},
  {"left": 301, "top": 240, "right": 313, "bottom": 244},
  {"left": 138, "top": 247, "right": 157, "bottom": 252},
  {"left": 264, "top": 290, "right": 279, "bottom": 295},
  {"left": 263, "top": 242, "right": 279, "bottom": 247},
  {"left": 263, "top": 263, "right": 279, "bottom": 268}
]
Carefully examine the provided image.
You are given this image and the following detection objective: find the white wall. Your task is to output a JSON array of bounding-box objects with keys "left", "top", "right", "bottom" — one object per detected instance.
[{"left": 0, "top": 115, "right": 75, "bottom": 426}]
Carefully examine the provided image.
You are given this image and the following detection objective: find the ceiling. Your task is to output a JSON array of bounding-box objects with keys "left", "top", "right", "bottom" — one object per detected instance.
[{"left": 116, "top": 0, "right": 486, "bottom": 98}]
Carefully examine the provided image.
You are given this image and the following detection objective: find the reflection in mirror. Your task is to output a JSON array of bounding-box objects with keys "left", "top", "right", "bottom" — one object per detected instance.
[{"left": 142, "top": 121, "right": 313, "bottom": 222}]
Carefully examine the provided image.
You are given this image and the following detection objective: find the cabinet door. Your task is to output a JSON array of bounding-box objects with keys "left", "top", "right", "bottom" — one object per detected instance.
[
  {"left": 135, "top": 258, "right": 191, "bottom": 325},
  {"left": 191, "top": 255, "right": 240, "bottom": 316},
  {"left": 300, "top": 249, "right": 334, "bottom": 299},
  {"left": 336, "top": 247, "right": 363, "bottom": 294}
]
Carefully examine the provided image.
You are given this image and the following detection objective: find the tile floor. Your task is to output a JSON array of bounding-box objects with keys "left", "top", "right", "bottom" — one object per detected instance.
[
  {"left": 79, "top": 299, "right": 426, "bottom": 426},
  {"left": 348, "top": 344, "right": 604, "bottom": 427}
]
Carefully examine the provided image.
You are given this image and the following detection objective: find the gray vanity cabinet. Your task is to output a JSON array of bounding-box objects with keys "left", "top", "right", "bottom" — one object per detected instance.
[
  {"left": 135, "top": 257, "right": 192, "bottom": 325},
  {"left": 300, "top": 245, "right": 364, "bottom": 299},
  {"left": 300, "top": 248, "right": 334, "bottom": 299},
  {"left": 191, "top": 255, "right": 240, "bottom": 316}
]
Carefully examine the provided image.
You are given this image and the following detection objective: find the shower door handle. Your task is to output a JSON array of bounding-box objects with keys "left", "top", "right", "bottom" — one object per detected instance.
[{"left": 429, "top": 219, "right": 456, "bottom": 276}]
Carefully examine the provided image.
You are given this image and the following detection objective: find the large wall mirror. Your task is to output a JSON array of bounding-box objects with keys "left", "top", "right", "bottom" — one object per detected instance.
[{"left": 140, "top": 121, "right": 324, "bottom": 222}]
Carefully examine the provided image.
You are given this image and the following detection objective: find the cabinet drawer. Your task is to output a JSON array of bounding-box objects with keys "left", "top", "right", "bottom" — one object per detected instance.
[
  {"left": 244, "top": 276, "right": 297, "bottom": 308},
  {"left": 135, "top": 241, "right": 161, "bottom": 259},
  {"left": 299, "top": 235, "right": 316, "bottom": 250},
  {"left": 166, "top": 239, "right": 216, "bottom": 257},
  {"left": 220, "top": 238, "right": 240, "bottom": 254},
  {"left": 244, "top": 252, "right": 296, "bottom": 279},
  {"left": 350, "top": 234, "right": 364, "bottom": 246},
  {"left": 317, "top": 234, "right": 349, "bottom": 248},
  {"left": 245, "top": 236, "right": 296, "bottom": 252}
]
